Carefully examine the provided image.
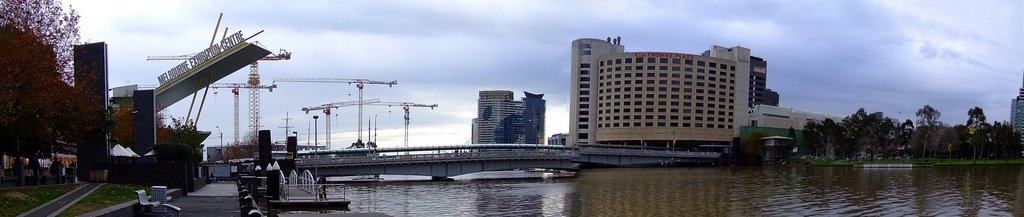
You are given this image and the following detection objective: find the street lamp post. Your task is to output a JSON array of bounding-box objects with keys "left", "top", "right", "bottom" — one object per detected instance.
[{"left": 313, "top": 115, "right": 319, "bottom": 177}]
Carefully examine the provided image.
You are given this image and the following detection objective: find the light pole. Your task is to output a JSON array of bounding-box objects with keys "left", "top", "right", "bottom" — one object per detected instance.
[
  {"left": 313, "top": 115, "right": 319, "bottom": 177},
  {"left": 215, "top": 126, "right": 223, "bottom": 147}
]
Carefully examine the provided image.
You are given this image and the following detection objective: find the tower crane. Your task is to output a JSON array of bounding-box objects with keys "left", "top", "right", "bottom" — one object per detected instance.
[
  {"left": 148, "top": 49, "right": 292, "bottom": 144},
  {"left": 274, "top": 78, "right": 397, "bottom": 146},
  {"left": 301, "top": 99, "right": 382, "bottom": 149},
  {"left": 205, "top": 83, "right": 277, "bottom": 145},
  {"left": 363, "top": 102, "right": 438, "bottom": 148}
]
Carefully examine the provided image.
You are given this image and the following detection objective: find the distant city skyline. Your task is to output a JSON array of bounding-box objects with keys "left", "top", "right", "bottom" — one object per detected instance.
[{"left": 70, "top": 0, "right": 1024, "bottom": 148}]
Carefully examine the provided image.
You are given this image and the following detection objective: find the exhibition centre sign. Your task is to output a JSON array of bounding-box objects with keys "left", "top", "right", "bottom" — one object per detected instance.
[
  {"left": 153, "top": 31, "right": 270, "bottom": 111},
  {"left": 158, "top": 32, "right": 245, "bottom": 85}
]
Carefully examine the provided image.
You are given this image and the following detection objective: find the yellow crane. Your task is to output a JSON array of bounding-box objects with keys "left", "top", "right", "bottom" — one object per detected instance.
[
  {"left": 205, "top": 83, "right": 277, "bottom": 145},
  {"left": 146, "top": 13, "right": 292, "bottom": 144}
]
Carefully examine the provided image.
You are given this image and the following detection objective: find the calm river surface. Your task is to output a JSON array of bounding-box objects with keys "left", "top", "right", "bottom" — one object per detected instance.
[{"left": 320, "top": 166, "right": 1024, "bottom": 216}]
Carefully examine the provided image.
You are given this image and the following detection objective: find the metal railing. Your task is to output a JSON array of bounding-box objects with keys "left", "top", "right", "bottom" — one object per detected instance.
[
  {"left": 577, "top": 147, "right": 721, "bottom": 158},
  {"left": 297, "top": 150, "right": 578, "bottom": 166},
  {"left": 279, "top": 182, "right": 346, "bottom": 201}
]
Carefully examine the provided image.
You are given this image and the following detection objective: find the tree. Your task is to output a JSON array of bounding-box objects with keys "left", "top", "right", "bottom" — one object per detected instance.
[
  {"left": 914, "top": 105, "right": 942, "bottom": 157},
  {"left": 156, "top": 117, "right": 203, "bottom": 163},
  {"left": 0, "top": 0, "right": 83, "bottom": 185},
  {"left": 896, "top": 119, "right": 914, "bottom": 157},
  {"left": 966, "top": 107, "right": 988, "bottom": 160}
]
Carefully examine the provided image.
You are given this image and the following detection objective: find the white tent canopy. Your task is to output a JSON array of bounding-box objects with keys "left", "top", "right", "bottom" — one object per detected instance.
[
  {"left": 125, "top": 147, "right": 140, "bottom": 157},
  {"left": 110, "top": 145, "right": 139, "bottom": 157}
]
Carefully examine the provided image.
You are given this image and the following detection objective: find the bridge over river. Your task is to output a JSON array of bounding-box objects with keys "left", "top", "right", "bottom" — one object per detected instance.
[{"left": 294, "top": 144, "right": 720, "bottom": 179}]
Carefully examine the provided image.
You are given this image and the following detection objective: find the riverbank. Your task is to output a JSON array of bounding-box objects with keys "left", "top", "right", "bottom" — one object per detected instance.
[{"left": 807, "top": 158, "right": 1024, "bottom": 166}]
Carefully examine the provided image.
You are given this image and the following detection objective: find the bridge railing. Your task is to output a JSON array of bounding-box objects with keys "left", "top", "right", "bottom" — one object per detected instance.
[
  {"left": 280, "top": 182, "right": 346, "bottom": 201},
  {"left": 577, "top": 147, "right": 721, "bottom": 158},
  {"left": 298, "top": 150, "right": 577, "bottom": 166}
]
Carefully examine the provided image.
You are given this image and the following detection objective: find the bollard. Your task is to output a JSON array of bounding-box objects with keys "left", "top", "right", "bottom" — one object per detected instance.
[{"left": 247, "top": 209, "right": 263, "bottom": 217}]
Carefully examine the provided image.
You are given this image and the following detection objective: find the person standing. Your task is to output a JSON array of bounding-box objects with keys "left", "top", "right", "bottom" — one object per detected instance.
[{"left": 316, "top": 176, "right": 327, "bottom": 200}]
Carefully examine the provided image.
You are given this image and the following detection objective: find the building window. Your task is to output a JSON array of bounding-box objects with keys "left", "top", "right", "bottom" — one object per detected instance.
[
  {"left": 660, "top": 58, "right": 668, "bottom": 63},
  {"left": 582, "top": 50, "right": 591, "bottom": 55},
  {"left": 659, "top": 66, "right": 668, "bottom": 70},
  {"left": 647, "top": 66, "right": 655, "bottom": 70},
  {"left": 579, "top": 84, "right": 590, "bottom": 88},
  {"left": 579, "top": 111, "right": 589, "bottom": 115},
  {"left": 581, "top": 63, "right": 591, "bottom": 68},
  {"left": 579, "top": 117, "right": 589, "bottom": 122},
  {"left": 616, "top": 59, "right": 622, "bottom": 64},
  {"left": 578, "top": 133, "right": 588, "bottom": 139},
  {"left": 697, "top": 61, "right": 705, "bottom": 66},
  {"left": 636, "top": 58, "right": 644, "bottom": 63},
  {"left": 580, "top": 77, "right": 590, "bottom": 81},
  {"left": 647, "top": 58, "right": 656, "bottom": 63},
  {"left": 672, "top": 58, "right": 681, "bottom": 64},
  {"left": 709, "top": 62, "right": 717, "bottom": 68}
]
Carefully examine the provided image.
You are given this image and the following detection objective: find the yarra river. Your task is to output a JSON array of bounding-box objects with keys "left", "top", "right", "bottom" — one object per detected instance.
[{"left": 312, "top": 166, "right": 1024, "bottom": 216}]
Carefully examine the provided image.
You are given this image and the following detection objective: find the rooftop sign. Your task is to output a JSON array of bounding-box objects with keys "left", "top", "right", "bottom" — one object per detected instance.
[{"left": 632, "top": 52, "right": 695, "bottom": 60}]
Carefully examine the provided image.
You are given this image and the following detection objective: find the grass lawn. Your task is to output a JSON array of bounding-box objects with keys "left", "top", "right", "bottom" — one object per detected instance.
[
  {"left": 806, "top": 158, "right": 1024, "bottom": 166},
  {"left": 56, "top": 184, "right": 149, "bottom": 217},
  {"left": 0, "top": 184, "right": 81, "bottom": 217}
]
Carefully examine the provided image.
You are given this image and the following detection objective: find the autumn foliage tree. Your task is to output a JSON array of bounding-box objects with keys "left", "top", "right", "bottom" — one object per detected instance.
[{"left": 0, "top": 0, "right": 88, "bottom": 160}]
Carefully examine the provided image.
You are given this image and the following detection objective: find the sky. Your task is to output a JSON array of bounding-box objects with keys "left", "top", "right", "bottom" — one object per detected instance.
[{"left": 69, "top": 0, "right": 1024, "bottom": 149}]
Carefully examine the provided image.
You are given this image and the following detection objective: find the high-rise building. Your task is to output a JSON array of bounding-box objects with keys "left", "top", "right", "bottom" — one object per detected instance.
[
  {"left": 570, "top": 37, "right": 625, "bottom": 145},
  {"left": 748, "top": 56, "right": 779, "bottom": 108},
  {"left": 547, "top": 133, "right": 567, "bottom": 146},
  {"left": 1011, "top": 71, "right": 1024, "bottom": 136},
  {"left": 522, "top": 92, "right": 546, "bottom": 144},
  {"left": 473, "top": 90, "right": 525, "bottom": 144},
  {"left": 703, "top": 45, "right": 753, "bottom": 135},
  {"left": 570, "top": 37, "right": 764, "bottom": 147}
]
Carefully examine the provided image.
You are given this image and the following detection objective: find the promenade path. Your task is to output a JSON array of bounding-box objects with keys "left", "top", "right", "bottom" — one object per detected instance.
[
  {"left": 20, "top": 183, "right": 103, "bottom": 217},
  {"left": 173, "top": 183, "right": 237, "bottom": 217}
]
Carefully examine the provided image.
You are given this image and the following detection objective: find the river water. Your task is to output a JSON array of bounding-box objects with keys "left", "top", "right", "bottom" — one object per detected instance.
[{"left": 314, "top": 166, "right": 1024, "bottom": 216}]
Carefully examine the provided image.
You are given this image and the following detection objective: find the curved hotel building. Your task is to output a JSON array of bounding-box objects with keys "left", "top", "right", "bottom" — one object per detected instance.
[{"left": 570, "top": 37, "right": 755, "bottom": 147}]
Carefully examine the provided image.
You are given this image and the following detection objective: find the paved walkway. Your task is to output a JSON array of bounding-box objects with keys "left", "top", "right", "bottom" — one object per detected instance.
[
  {"left": 19, "top": 183, "right": 103, "bottom": 217},
  {"left": 173, "top": 196, "right": 238, "bottom": 217},
  {"left": 169, "top": 182, "right": 239, "bottom": 217},
  {"left": 189, "top": 183, "right": 237, "bottom": 197}
]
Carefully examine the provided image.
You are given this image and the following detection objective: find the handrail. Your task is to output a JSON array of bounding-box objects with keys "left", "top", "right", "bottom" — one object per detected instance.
[{"left": 296, "top": 150, "right": 577, "bottom": 166}]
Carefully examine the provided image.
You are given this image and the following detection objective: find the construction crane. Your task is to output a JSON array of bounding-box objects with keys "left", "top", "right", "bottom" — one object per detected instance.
[
  {"left": 206, "top": 83, "right": 277, "bottom": 145},
  {"left": 274, "top": 78, "right": 397, "bottom": 146},
  {"left": 363, "top": 102, "right": 438, "bottom": 148},
  {"left": 301, "top": 99, "right": 382, "bottom": 149},
  {"left": 148, "top": 49, "right": 292, "bottom": 144}
]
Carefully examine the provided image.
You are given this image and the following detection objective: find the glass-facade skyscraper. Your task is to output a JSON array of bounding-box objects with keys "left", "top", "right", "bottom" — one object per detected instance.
[
  {"left": 523, "top": 92, "right": 546, "bottom": 144},
  {"left": 471, "top": 90, "right": 545, "bottom": 144},
  {"left": 1011, "top": 71, "right": 1024, "bottom": 138}
]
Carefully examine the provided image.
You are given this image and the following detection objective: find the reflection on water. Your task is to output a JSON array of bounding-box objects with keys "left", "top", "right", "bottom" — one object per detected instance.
[{"left": 329, "top": 166, "right": 1024, "bottom": 216}]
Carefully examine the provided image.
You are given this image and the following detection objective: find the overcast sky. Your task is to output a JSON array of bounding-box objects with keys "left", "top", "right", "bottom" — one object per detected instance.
[{"left": 70, "top": 0, "right": 1024, "bottom": 148}]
